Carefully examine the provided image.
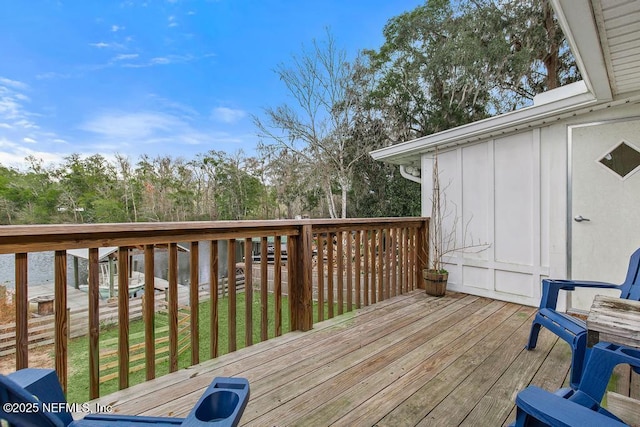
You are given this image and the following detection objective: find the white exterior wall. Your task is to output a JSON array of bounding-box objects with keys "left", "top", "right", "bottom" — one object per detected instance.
[{"left": 420, "top": 103, "right": 640, "bottom": 307}]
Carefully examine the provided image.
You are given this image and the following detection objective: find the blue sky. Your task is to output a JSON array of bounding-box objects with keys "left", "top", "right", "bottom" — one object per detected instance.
[{"left": 0, "top": 0, "right": 424, "bottom": 169}]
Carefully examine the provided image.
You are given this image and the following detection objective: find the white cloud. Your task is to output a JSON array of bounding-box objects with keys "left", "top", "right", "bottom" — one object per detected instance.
[
  {"left": 80, "top": 111, "right": 184, "bottom": 139},
  {"left": 0, "top": 97, "right": 22, "bottom": 120},
  {"left": 113, "top": 53, "right": 139, "bottom": 61},
  {"left": 168, "top": 15, "right": 178, "bottom": 27},
  {"left": 0, "top": 138, "right": 65, "bottom": 169},
  {"left": 146, "top": 94, "right": 199, "bottom": 118},
  {"left": 212, "top": 107, "right": 247, "bottom": 124},
  {"left": 77, "top": 109, "right": 247, "bottom": 154},
  {"left": 14, "top": 119, "right": 39, "bottom": 130},
  {"left": 0, "top": 77, "right": 38, "bottom": 129},
  {"left": 151, "top": 57, "right": 171, "bottom": 65},
  {"left": 89, "top": 42, "right": 125, "bottom": 49},
  {"left": 0, "top": 77, "right": 28, "bottom": 91},
  {"left": 36, "top": 72, "right": 72, "bottom": 80},
  {"left": 0, "top": 79, "right": 70, "bottom": 168},
  {"left": 14, "top": 93, "right": 30, "bottom": 102},
  {"left": 111, "top": 25, "right": 124, "bottom": 32},
  {"left": 121, "top": 54, "right": 194, "bottom": 68}
]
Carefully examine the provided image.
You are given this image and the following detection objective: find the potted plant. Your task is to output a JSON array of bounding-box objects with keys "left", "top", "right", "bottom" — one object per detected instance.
[
  {"left": 423, "top": 148, "right": 487, "bottom": 296},
  {"left": 424, "top": 148, "right": 449, "bottom": 296}
]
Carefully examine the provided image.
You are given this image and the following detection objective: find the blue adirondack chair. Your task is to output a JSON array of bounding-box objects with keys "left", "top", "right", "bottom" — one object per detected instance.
[
  {"left": 512, "top": 341, "right": 640, "bottom": 426},
  {"left": 525, "top": 247, "right": 640, "bottom": 389},
  {"left": 0, "top": 368, "right": 249, "bottom": 427}
]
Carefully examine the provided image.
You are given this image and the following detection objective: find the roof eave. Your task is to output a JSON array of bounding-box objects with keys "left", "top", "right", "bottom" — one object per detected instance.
[{"left": 550, "top": 0, "right": 612, "bottom": 100}]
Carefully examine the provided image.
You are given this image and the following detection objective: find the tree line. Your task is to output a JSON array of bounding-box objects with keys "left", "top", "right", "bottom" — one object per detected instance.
[{"left": 0, "top": 0, "right": 578, "bottom": 225}]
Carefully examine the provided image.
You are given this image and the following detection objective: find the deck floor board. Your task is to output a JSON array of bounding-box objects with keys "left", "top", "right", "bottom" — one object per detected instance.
[{"left": 85, "top": 290, "right": 571, "bottom": 426}]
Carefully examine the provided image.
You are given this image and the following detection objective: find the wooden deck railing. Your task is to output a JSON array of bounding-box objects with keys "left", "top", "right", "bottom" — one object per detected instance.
[{"left": 0, "top": 217, "right": 428, "bottom": 398}]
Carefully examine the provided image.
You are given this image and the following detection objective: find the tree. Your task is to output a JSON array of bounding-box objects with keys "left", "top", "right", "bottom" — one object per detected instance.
[
  {"left": 212, "top": 152, "right": 255, "bottom": 220},
  {"left": 364, "top": 0, "right": 580, "bottom": 142},
  {"left": 255, "top": 29, "right": 372, "bottom": 218},
  {"left": 4, "top": 157, "right": 62, "bottom": 224},
  {"left": 56, "top": 154, "right": 122, "bottom": 223},
  {"left": 134, "top": 155, "right": 198, "bottom": 222},
  {"left": 114, "top": 154, "right": 140, "bottom": 222}
]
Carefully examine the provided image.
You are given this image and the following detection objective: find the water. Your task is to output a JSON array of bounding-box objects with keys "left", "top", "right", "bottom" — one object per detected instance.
[{"left": 0, "top": 241, "right": 232, "bottom": 289}]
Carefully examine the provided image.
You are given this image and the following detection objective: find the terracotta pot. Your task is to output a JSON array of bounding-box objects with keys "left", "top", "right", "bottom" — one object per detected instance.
[{"left": 423, "top": 269, "right": 448, "bottom": 297}]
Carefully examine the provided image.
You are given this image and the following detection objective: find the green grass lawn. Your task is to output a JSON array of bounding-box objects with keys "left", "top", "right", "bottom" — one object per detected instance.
[{"left": 66, "top": 292, "right": 342, "bottom": 403}]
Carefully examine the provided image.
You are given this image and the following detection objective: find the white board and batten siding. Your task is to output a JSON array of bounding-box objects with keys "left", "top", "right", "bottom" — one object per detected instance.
[
  {"left": 421, "top": 103, "right": 640, "bottom": 309},
  {"left": 421, "top": 128, "right": 560, "bottom": 307}
]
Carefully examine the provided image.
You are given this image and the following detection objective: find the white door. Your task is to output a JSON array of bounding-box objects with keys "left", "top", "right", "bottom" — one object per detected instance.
[{"left": 570, "top": 118, "right": 640, "bottom": 312}]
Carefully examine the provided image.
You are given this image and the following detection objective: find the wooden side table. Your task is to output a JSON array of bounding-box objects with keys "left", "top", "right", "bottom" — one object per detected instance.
[
  {"left": 587, "top": 294, "right": 640, "bottom": 424},
  {"left": 587, "top": 295, "right": 640, "bottom": 348}
]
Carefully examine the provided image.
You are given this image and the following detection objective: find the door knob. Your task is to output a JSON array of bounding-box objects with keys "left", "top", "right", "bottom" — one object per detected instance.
[{"left": 574, "top": 215, "right": 590, "bottom": 222}]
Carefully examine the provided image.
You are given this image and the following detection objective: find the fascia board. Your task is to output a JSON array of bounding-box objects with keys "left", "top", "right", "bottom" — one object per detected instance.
[{"left": 551, "top": 0, "right": 613, "bottom": 100}]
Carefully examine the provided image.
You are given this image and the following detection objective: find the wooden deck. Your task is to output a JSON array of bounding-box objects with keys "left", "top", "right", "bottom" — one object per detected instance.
[{"left": 84, "top": 290, "right": 572, "bottom": 426}]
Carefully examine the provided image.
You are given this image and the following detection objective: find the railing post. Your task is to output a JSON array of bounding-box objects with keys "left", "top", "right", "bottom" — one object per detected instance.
[
  {"left": 289, "top": 223, "right": 313, "bottom": 332},
  {"left": 416, "top": 218, "right": 429, "bottom": 290}
]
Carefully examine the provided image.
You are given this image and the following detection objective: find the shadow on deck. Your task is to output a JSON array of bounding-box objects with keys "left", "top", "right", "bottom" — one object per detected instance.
[{"left": 83, "top": 290, "right": 571, "bottom": 426}]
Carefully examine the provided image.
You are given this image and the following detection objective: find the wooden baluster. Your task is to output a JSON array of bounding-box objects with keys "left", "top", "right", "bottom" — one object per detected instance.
[
  {"left": 378, "top": 229, "right": 384, "bottom": 301},
  {"left": 355, "top": 230, "right": 361, "bottom": 309},
  {"left": 337, "top": 231, "right": 344, "bottom": 315},
  {"left": 346, "top": 231, "right": 353, "bottom": 312},
  {"left": 397, "top": 228, "right": 402, "bottom": 295},
  {"left": 274, "top": 236, "right": 282, "bottom": 337},
  {"left": 88, "top": 248, "right": 100, "bottom": 398},
  {"left": 227, "top": 239, "right": 237, "bottom": 352},
  {"left": 117, "top": 247, "right": 129, "bottom": 388},
  {"left": 15, "top": 253, "right": 28, "bottom": 370},
  {"left": 327, "top": 233, "right": 334, "bottom": 318},
  {"left": 143, "top": 245, "right": 155, "bottom": 381},
  {"left": 391, "top": 228, "right": 398, "bottom": 296},
  {"left": 417, "top": 219, "right": 429, "bottom": 292},
  {"left": 168, "top": 243, "right": 178, "bottom": 373},
  {"left": 244, "top": 238, "right": 253, "bottom": 347},
  {"left": 54, "top": 251, "right": 68, "bottom": 394},
  {"left": 190, "top": 241, "right": 200, "bottom": 365},
  {"left": 260, "top": 236, "right": 268, "bottom": 342},
  {"left": 363, "top": 231, "right": 369, "bottom": 306},
  {"left": 399, "top": 228, "right": 405, "bottom": 293},
  {"left": 403, "top": 227, "right": 409, "bottom": 294},
  {"left": 404, "top": 228, "right": 410, "bottom": 292},
  {"left": 316, "top": 233, "right": 325, "bottom": 322},
  {"left": 287, "top": 234, "right": 296, "bottom": 329},
  {"left": 370, "top": 230, "right": 376, "bottom": 304},
  {"left": 385, "top": 228, "right": 391, "bottom": 299},
  {"left": 410, "top": 228, "right": 416, "bottom": 290},
  {"left": 210, "top": 241, "right": 219, "bottom": 358}
]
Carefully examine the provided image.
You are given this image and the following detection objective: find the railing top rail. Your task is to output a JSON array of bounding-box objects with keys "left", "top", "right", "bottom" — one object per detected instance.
[{"left": 0, "top": 217, "right": 429, "bottom": 254}]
